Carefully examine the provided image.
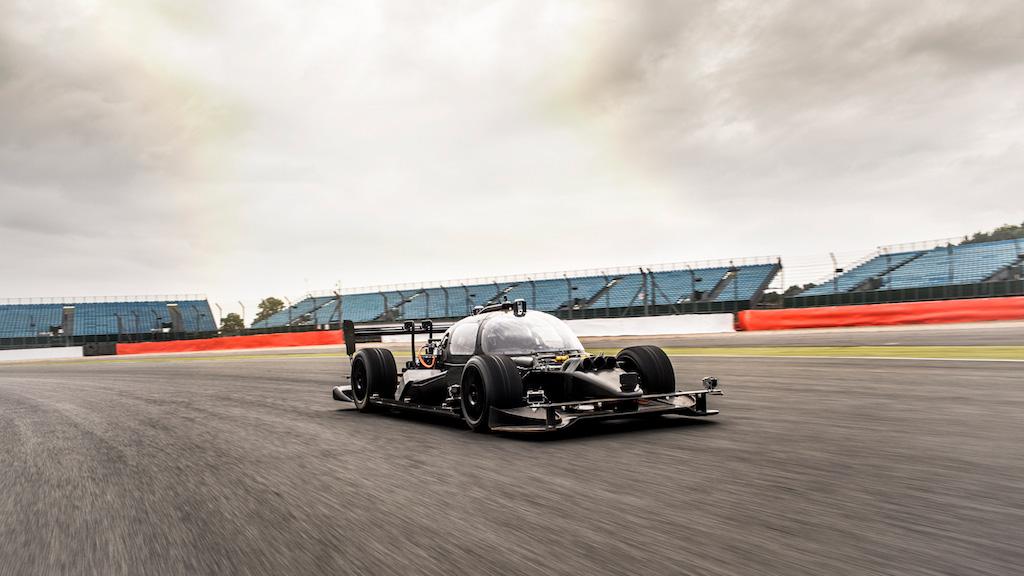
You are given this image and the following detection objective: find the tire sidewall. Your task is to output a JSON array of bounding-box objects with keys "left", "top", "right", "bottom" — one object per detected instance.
[
  {"left": 616, "top": 345, "right": 675, "bottom": 394},
  {"left": 461, "top": 354, "right": 523, "bottom": 432},
  {"left": 351, "top": 348, "right": 397, "bottom": 412},
  {"left": 351, "top": 351, "right": 372, "bottom": 410},
  {"left": 461, "top": 357, "right": 491, "bottom": 430}
]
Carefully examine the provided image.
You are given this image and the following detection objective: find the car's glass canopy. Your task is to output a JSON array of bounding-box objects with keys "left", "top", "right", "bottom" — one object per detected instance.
[{"left": 480, "top": 311, "right": 584, "bottom": 355}]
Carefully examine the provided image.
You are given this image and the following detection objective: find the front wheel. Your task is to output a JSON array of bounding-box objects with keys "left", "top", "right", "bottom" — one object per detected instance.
[
  {"left": 350, "top": 348, "right": 397, "bottom": 412},
  {"left": 616, "top": 345, "right": 675, "bottom": 394},
  {"left": 461, "top": 354, "right": 523, "bottom": 432}
]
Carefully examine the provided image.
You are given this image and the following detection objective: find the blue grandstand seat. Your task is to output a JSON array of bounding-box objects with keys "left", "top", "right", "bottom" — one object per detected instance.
[
  {"left": 253, "top": 296, "right": 336, "bottom": 328},
  {"left": 468, "top": 284, "right": 507, "bottom": 307},
  {"left": 647, "top": 270, "right": 691, "bottom": 304},
  {"left": 312, "top": 299, "right": 341, "bottom": 325},
  {"left": 801, "top": 252, "right": 923, "bottom": 296},
  {"left": 300, "top": 293, "right": 389, "bottom": 325},
  {"left": 504, "top": 279, "right": 574, "bottom": 312},
  {"left": 399, "top": 291, "right": 428, "bottom": 320},
  {"left": 175, "top": 300, "right": 218, "bottom": 333},
  {"left": 299, "top": 261, "right": 782, "bottom": 324},
  {"left": 340, "top": 293, "right": 388, "bottom": 323},
  {"left": 0, "top": 299, "right": 216, "bottom": 338},
  {"left": 423, "top": 288, "right": 452, "bottom": 318},
  {"left": 603, "top": 274, "right": 645, "bottom": 308},
  {"left": 712, "top": 264, "right": 779, "bottom": 302},
  {"left": 650, "top": 268, "right": 731, "bottom": 303},
  {"left": 883, "top": 240, "right": 1021, "bottom": 290},
  {"left": 73, "top": 300, "right": 216, "bottom": 336},
  {"left": 566, "top": 276, "right": 610, "bottom": 306},
  {"left": 0, "top": 304, "right": 64, "bottom": 338},
  {"left": 795, "top": 238, "right": 1022, "bottom": 296}
]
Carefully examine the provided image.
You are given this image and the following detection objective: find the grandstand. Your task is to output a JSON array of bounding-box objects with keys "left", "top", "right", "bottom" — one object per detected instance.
[
  {"left": 0, "top": 297, "right": 217, "bottom": 340},
  {"left": 798, "top": 238, "right": 1024, "bottom": 298},
  {"left": 256, "top": 258, "right": 783, "bottom": 328},
  {"left": 275, "top": 236, "right": 1022, "bottom": 328},
  {"left": 3, "top": 234, "right": 1021, "bottom": 348},
  {"left": 252, "top": 296, "right": 336, "bottom": 329}
]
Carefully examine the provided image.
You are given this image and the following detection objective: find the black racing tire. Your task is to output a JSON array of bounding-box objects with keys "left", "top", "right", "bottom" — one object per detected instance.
[
  {"left": 617, "top": 345, "right": 675, "bottom": 394},
  {"left": 460, "top": 354, "right": 524, "bottom": 432},
  {"left": 350, "top": 348, "right": 397, "bottom": 412}
]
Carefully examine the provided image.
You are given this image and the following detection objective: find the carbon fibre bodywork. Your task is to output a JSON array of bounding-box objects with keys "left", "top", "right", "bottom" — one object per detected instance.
[{"left": 332, "top": 302, "right": 721, "bottom": 432}]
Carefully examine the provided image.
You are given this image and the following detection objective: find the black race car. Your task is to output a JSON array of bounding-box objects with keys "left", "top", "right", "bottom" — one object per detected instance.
[{"left": 332, "top": 299, "right": 721, "bottom": 433}]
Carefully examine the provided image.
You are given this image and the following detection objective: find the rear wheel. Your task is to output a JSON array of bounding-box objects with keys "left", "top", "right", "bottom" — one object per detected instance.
[
  {"left": 461, "top": 354, "right": 523, "bottom": 432},
  {"left": 351, "top": 348, "right": 397, "bottom": 412},
  {"left": 617, "top": 345, "right": 675, "bottom": 394}
]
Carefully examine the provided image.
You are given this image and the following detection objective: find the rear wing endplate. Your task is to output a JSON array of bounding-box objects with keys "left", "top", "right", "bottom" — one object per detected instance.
[{"left": 342, "top": 319, "right": 455, "bottom": 357}]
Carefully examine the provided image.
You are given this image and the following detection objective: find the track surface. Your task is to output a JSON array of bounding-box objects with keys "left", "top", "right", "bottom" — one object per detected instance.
[{"left": 1, "top": 352, "right": 1022, "bottom": 575}]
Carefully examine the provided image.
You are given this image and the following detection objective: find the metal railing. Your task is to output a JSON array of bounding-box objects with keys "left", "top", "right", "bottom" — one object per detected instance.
[
  {"left": 804, "top": 250, "right": 882, "bottom": 291},
  {"left": 0, "top": 294, "right": 208, "bottom": 305},
  {"left": 315, "top": 255, "right": 781, "bottom": 296},
  {"left": 878, "top": 236, "right": 962, "bottom": 255}
]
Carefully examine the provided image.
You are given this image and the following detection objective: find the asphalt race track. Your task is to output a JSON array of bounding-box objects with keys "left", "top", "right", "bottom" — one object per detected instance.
[{"left": 1, "top": 343, "right": 1022, "bottom": 574}]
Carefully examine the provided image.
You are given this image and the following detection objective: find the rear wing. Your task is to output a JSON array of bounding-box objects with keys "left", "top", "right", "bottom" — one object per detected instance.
[{"left": 342, "top": 319, "right": 455, "bottom": 357}]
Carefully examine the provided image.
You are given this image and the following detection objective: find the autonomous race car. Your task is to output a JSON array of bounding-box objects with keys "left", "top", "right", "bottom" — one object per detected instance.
[{"left": 331, "top": 299, "right": 722, "bottom": 433}]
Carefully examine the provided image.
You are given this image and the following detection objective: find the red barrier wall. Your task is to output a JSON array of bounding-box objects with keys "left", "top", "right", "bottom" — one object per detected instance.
[
  {"left": 116, "top": 330, "right": 343, "bottom": 355},
  {"left": 736, "top": 296, "right": 1024, "bottom": 331}
]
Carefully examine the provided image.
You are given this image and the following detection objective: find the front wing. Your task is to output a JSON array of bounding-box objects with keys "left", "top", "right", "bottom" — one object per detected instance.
[
  {"left": 333, "top": 384, "right": 723, "bottom": 433},
  {"left": 488, "top": 389, "right": 723, "bottom": 433}
]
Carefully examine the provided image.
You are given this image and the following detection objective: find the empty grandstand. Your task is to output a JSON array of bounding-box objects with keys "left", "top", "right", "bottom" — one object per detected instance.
[
  {"left": 265, "top": 235, "right": 1022, "bottom": 324},
  {"left": 4, "top": 234, "right": 1021, "bottom": 350},
  {"left": 0, "top": 296, "right": 217, "bottom": 344},
  {"left": 252, "top": 295, "right": 337, "bottom": 329},
  {"left": 255, "top": 258, "right": 783, "bottom": 328},
  {"left": 792, "top": 237, "right": 1024, "bottom": 305}
]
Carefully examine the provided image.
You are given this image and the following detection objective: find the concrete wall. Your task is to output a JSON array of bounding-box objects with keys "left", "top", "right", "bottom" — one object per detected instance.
[
  {"left": 386, "top": 314, "right": 735, "bottom": 342},
  {"left": 565, "top": 314, "right": 735, "bottom": 337},
  {"left": 0, "top": 346, "right": 84, "bottom": 362}
]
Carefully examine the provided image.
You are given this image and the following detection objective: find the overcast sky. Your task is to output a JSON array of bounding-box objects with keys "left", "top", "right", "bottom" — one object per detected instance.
[{"left": 2, "top": 1, "right": 1023, "bottom": 318}]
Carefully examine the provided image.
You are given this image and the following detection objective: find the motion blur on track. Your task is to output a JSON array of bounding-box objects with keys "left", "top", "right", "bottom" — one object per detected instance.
[{"left": 1, "top": 327, "right": 1022, "bottom": 575}]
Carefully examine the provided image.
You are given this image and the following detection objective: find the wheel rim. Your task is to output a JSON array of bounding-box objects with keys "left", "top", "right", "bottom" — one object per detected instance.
[
  {"left": 352, "top": 357, "right": 368, "bottom": 404},
  {"left": 462, "top": 369, "right": 485, "bottom": 423}
]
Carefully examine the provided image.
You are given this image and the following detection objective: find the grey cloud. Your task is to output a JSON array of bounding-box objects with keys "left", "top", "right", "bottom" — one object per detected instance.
[
  {"left": 1, "top": 0, "right": 1022, "bottom": 310},
  {"left": 575, "top": 2, "right": 1024, "bottom": 183},
  {"left": 0, "top": 2, "right": 240, "bottom": 193},
  {"left": 566, "top": 1, "right": 1024, "bottom": 124}
]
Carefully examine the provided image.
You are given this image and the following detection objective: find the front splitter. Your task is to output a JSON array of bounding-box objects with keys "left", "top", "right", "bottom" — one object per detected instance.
[{"left": 488, "top": 401, "right": 719, "bottom": 433}]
